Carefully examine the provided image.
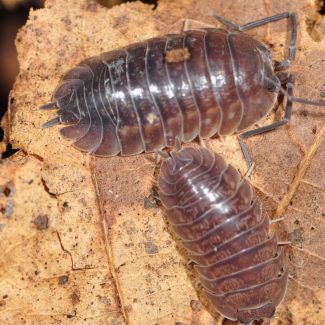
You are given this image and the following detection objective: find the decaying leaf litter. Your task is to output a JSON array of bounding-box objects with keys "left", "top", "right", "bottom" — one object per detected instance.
[{"left": 0, "top": 0, "right": 324, "bottom": 324}]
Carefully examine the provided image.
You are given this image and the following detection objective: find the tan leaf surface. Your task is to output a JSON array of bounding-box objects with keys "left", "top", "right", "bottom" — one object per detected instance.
[{"left": 1, "top": 0, "right": 324, "bottom": 324}]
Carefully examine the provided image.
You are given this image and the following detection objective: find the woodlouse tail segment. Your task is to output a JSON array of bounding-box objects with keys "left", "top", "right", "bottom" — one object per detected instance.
[
  {"left": 204, "top": 269, "right": 288, "bottom": 324},
  {"left": 39, "top": 102, "right": 58, "bottom": 110},
  {"left": 42, "top": 116, "right": 61, "bottom": 128},
  {"left": 41, "top": 108, "right": 80, "bottom": 129},
  {"left": 39, "top": 102, "right": 63, "bottom": 128},
  {"left": 40, "top": 63, "right": 123, "bottom": 156},
  {"left": 236, "top": 303, "right": 275, "bottom": 325}
]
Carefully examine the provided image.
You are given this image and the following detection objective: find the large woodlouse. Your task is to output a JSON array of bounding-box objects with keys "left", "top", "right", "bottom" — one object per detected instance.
[
  {"left": 40, "top": 12, "right": 323, "bottom": 164},
  {"left": 158, "top": 146, "right": 288, "bottom": 324}
]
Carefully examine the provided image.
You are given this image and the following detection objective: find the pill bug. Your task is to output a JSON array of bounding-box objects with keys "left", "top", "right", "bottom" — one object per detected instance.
[
  {"left": 158, "top": 146, "right": 288, "bottom": 324},
  {"left": 40, "top": 12, "right": 323, "bottom": 163}
]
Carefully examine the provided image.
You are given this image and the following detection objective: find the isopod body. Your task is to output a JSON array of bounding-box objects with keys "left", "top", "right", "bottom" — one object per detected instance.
[
  {"left": 158, "top": 147, "right": 288, "bottom": 324},
  {"left": 42, "top": 27, "right": 279, "bottom": 156}
]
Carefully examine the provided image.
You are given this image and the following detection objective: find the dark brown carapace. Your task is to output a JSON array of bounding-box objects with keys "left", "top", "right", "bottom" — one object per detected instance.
[
  {"left": 158, "top": 147, "right": 288, "bottom": 324},
  {"left": 41, "top": 12, "right": 306, "bottom": 158}
]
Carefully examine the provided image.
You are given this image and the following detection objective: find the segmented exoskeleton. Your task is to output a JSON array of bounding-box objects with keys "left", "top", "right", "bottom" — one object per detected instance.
[
  {"left": 41, "top": 26, "right": 274, "bottom": 154},
  {"left": 40, "top": 12, "right": 323, "bottom": 165},
  {"left": 158, "top": 147, "right": 288, "bottom": 324}
]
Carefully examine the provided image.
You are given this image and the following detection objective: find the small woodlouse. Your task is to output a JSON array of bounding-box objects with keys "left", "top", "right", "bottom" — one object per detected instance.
[
  {"left": 40, "top": 12, "right": 323, "bottom": 163},
  {"left": 158, "top": 147, "right": 288, "bottom": 324}
]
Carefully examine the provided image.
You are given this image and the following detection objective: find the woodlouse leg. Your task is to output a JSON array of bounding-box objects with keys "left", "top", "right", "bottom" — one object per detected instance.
[
  {"left": 199, "top": 137, "right": 215, "bottom": 151},
  {"left": 211, "top": 14, "right": 240, "bottom": 30},
  {"left": 261, "top": 319, "right": 271, "bottom": 325},
  {"left": 270, "top": 217, "right": 285, "bottom": 224},
  {"left": 155, "top": 149, "right": 170, "bottom": 160},
  {"left": 198, "top": 136, "right": 206, "bottom": 148},
  {"left": 239, "top": 73, "right": 294, "bottom": 169},
  {"left": 243, "top": 162, "right": 255, "bottom": 180},
  {"left": 154, "top": 137, "right": 181, "bottom": 164},
  {"left": 278, "top": 241, "right": 292, "bottom": 245},
  {"left": 238, "top": 138, "right": 253, "bottom": 169},
  {"left": 182, "top": 19, "right": 216, "bottom": 32},
  {"left": 213, "top": 12, "right": 297, "bottom": 69}
]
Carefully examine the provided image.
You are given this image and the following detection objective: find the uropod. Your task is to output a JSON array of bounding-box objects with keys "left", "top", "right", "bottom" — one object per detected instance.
[
  {"left": 158, "top": 146, "right": 288, "bottom": 324},
  {"left": 40, "top": 12, "right": 324, "bottom": 166}
]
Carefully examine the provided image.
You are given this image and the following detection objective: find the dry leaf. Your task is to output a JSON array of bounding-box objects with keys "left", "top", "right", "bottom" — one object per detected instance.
[{"left": 1, "top": 0, "right": 324, "bottom": 324}]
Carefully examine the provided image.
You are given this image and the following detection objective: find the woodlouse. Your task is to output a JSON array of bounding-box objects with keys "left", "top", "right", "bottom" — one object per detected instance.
[
  {"left": 158, "top": 146, "right": 288, "bottom": 324},
  {"left": 40, "top": 12, "right": 324, "bottom": 164}
]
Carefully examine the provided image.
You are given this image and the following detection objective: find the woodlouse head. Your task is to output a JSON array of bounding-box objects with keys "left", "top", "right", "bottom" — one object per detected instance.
[{"left": 163, "top": 148, "right": 195, "bottom": 175}]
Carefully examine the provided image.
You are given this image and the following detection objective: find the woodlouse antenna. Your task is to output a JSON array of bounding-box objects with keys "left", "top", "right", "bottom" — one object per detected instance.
[
  {"left": 290, "top": 97, "right": 325, "bottom": 107},
  {"left": 240, "top": 71, "right": 323, "bottom": 169},
  {"left": 265, "top": 75, "right": 325, "bottom": 107}
]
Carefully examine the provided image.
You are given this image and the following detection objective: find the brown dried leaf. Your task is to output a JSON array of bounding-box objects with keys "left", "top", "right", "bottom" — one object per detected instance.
[{"left": 1, "top": 0, "right": 324, "bottom": 324}]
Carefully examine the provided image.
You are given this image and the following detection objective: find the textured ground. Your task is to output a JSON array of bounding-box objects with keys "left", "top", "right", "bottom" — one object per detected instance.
[{"left": 0, "top": 0, "right": 324, "bottom": 324}]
